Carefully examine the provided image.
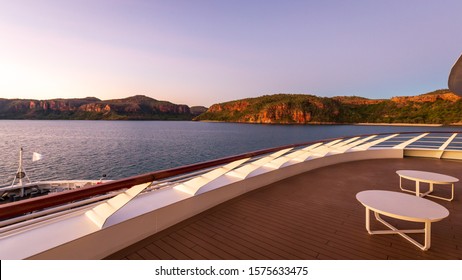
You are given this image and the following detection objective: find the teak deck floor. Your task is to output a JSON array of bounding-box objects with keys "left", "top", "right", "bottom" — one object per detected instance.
[{"left": 107, "top": 157, "right": 462, "bottom": 260}]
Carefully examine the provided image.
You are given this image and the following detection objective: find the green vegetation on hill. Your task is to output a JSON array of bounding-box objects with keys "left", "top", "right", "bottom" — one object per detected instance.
[{"left": 195, "top": 89, "right": 462, "bottom": 125}]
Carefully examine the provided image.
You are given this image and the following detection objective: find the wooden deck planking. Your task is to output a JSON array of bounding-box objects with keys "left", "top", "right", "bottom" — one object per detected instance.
[
  {"left": 188, "top": 222, "right": 261, "bottom": 259},
  {"left": 213, "top": 206, "right": 347, "bottom": 256},
  {"left": 107, "top": 157, "right": 462, "bottom": 260},
  {"left": 152, "top": 239, "right": 192, "bottom": 260},
  {"left": 145, "top": 243, "right": 173, "bottom": 259},
  {"left": 136, "top": 248, "right": 159, "bottom": 260},
  {"left": 174, "top": 228, "right": 227, "bottom": 259},
  {"left": 213, "top": 209, "right": 369, "bottom": 260},
  {"left": 202, "top": 215, "right": 304, "bottom": 259},
  {"left": 162, "top": 235, "right": 207, "bottom": 260},
  {"left": 181, "top": 226, "right": 237, "bottom": 259},
  {"left": 200, "top": 216, "right": 293, "bottom": 259},
  {"left": 226, "top": 197, "right": 410, "bottom": 258}
]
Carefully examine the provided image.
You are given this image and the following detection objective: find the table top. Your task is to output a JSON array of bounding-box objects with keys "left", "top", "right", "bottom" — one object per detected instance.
[
  {"left": 356, "top": 190, "right": 449, "bottom": 222},
  {"left": 396, "top": 170, "right": 459, "bottom": 184}
]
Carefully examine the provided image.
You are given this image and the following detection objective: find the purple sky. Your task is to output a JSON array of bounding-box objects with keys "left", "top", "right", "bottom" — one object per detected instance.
[{"left": 1, "top": 0, "right": 461, "bottom": 106}]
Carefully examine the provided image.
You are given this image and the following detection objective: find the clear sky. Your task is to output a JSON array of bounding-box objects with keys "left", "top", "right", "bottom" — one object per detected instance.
[{"left": 1, "top": 0, "right": 461, "bottom": 107}]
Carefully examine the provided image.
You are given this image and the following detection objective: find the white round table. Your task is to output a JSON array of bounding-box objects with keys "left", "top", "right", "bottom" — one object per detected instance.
[
  {"left": 396, "top": 170, "right": 458, "bottom": 201},
  {"left": 356, "top": 190, "right": 449, "bottom": 251}
]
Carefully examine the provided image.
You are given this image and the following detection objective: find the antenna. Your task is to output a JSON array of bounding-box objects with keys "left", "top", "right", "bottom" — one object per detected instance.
[
  {"left": 11, "top": 148, "right": 32, "bottom": 196},
  {"left": 99, "top": 174, "right": 107, "bottom": 183}
]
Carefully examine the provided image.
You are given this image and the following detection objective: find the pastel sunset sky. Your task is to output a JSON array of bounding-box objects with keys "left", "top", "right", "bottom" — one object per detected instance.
[{"left": 1, "top": 0, "right": 461, "bottom": 106}]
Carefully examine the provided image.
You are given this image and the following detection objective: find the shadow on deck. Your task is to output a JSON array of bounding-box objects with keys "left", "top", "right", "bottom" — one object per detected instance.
[{"left": 107, "top": 157, "right": 462, "bottom": 260}]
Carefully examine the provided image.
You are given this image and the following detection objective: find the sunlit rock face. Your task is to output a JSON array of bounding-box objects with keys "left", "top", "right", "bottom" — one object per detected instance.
[
  {"left": 195, "top": 90, "right": 462, "bottom": 125},
  {"left": 0, "top": 95, "right": 197, "bottom": 120}
]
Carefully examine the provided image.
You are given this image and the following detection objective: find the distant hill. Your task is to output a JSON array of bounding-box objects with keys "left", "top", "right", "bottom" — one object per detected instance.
[
  {"left": 0, "top": 95, "right": 204, "bottom": 120},
  {"left": 194, "top": 89, "right": 462, "bottom": 125},
  {"left": 190, "top": 106, "right": 208, "bottom": 116}
]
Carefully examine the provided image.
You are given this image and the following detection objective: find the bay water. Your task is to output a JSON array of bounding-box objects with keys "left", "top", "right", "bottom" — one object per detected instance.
[{"left": 0, "top": 120, "right": 456, "bottom": 186}]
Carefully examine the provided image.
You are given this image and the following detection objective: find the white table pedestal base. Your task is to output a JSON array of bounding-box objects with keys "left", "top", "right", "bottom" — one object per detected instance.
[{"left": 365, "top": 207, "right": 430, "bottom": 251}]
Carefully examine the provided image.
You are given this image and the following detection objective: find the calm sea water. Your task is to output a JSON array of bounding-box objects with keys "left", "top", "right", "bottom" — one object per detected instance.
[{"left": 0, "top": 120, "right": 456, "bottom": 185}]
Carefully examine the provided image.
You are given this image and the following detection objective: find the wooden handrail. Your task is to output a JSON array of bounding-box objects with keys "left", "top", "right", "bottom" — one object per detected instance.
[{"left": 0, "top": 131, "right": 460, "bottom": 221}]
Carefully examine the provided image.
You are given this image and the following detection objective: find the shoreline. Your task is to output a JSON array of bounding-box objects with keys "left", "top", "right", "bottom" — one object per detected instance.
[
  {"left": 196, "top": 120, "right": 456, "bottom": 127},
  {"left": 354, "top": 122, "right": 445, "bottom": 127},
  {"left": 1, "top": 119, "right": 460, "bottom": 127}
]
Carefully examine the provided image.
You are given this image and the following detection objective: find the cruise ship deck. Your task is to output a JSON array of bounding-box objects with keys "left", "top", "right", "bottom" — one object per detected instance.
[
  {"left": 107, "top": 157, "right": 462, "bottom": 260},
  {"left": 2, "top": 132, "right": 462, "bottom": 260}
]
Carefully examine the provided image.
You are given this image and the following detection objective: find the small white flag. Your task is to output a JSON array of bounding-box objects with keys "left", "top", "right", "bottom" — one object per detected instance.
[{"left": 32, "top": 152, "right": 43, "bottom": 162}]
